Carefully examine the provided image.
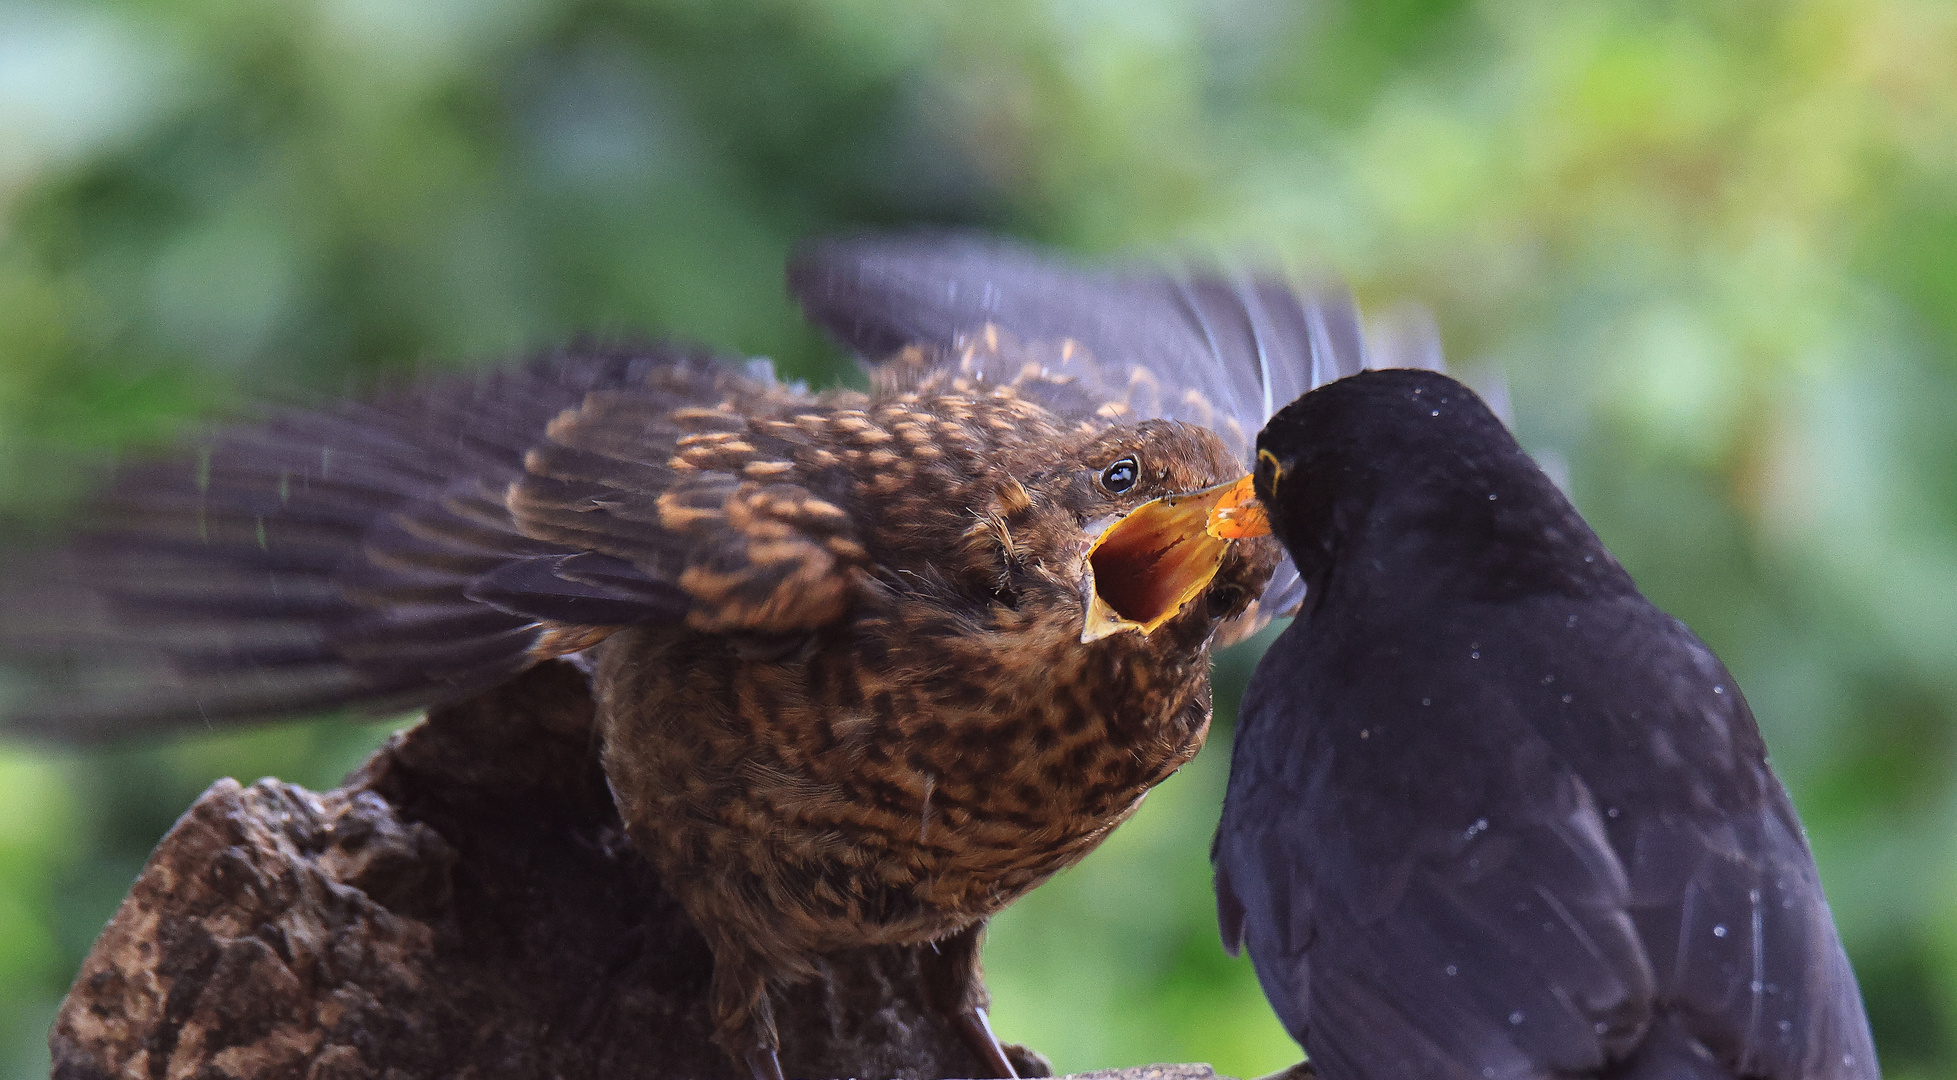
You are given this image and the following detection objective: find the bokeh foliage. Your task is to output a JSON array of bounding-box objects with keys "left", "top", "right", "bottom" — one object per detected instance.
[{"left": 1, "top": 0, "right": 1953, "bottom": 1075}]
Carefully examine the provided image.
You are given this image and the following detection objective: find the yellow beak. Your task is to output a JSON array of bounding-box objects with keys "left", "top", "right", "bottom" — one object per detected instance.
[{"left": 1079, "top": 474, "right": 1267, "bottom": 643}]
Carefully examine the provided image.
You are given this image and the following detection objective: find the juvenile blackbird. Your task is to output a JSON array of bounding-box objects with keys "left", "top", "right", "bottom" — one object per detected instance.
[
  {"left": 1, "top": 235, "right": 1393, "bottom": 1079},
  {"left": 1211, "top": 369, "right": 1878, "bottom": 1079}
]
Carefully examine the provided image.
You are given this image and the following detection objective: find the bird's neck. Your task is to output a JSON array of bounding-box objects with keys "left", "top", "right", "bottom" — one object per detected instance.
[{"left": 1301, "top": 465, "right": 1639, "bottom": 614}]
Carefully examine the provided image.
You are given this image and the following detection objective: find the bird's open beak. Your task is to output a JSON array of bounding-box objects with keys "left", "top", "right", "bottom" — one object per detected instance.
[{"left": 1080, "top": 475, "right": 1268, "bottom": 643}]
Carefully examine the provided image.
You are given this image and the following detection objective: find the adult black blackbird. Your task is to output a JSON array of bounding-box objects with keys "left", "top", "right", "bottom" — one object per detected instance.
[
  {"left": 1, "top": 235, "right": 1407, "bottom": 1079},
  {"left": 1211, "top": 369, "right": 1877, "bottom": 1080}
]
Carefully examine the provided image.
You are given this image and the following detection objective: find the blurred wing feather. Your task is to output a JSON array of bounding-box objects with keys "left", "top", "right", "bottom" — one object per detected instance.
[
  {"left": 788, "top": 232, "right": 1437, "bottom": 619},
  {"left": 0, "top": 346, "right": 746, "bottom": 739}
]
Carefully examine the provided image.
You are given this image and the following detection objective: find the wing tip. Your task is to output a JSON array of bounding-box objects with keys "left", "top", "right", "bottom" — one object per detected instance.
[{"left": 1360, "top": 303, "right": 1446, "bottom": 376}]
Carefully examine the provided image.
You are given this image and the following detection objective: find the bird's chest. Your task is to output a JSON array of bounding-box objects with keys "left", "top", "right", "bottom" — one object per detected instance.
[
  {"left": 593, "top": 619, "right": 1212, "bottom": 942},
  {"left": 774, "top": 629, "right": 1209, "bottom": 871}
]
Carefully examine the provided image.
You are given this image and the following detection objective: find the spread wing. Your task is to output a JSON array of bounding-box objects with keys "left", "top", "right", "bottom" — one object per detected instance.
[
  {"left": 0, "top": 345, "right": 856, "bottom": 740},
  {"left": 1, "top": 234, "right": 1417, "bottom": 740},
  {"left": 787, "top": 232, "right": 1441, "bottom": 619},
  {"left": 1215, "top": 597, "right": 1878, "bottom": 1080}
]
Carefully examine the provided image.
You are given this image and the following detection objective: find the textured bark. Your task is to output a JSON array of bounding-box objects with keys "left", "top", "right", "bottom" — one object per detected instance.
[{"left": 50, "top": 660, "right": 1104, "bottom": 1080}]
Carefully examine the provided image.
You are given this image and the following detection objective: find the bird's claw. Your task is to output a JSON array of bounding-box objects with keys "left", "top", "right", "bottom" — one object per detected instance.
[
  {"left": 953, "top": 1006, "right": 1019, "bottom": 1079},
  {"left": 745, "top": 1046, "right": 787, "bottom": 1080}
]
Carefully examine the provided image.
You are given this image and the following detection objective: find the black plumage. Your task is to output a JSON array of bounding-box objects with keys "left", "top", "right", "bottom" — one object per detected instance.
[{"left": 1213, "top": 369, "right": 1877, "bottom": 1079}]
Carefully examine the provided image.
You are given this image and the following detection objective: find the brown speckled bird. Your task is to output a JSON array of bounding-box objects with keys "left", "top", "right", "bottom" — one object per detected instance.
[{"left": 1, "top": 234, "right": 1433, "bottom": 1079}]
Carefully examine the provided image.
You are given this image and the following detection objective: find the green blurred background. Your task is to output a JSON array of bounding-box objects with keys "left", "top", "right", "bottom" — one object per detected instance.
[{"left": 0, "top": 0, "right": 1953, "bottom": 1075}]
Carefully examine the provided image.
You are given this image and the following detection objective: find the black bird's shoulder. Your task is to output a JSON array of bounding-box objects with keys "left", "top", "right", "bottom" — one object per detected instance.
[{"left": 1220, "top": 588, "right": 1873, "bottom": 1080}]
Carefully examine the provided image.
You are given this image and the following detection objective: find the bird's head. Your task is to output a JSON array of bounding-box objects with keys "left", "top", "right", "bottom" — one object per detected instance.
[
  {"left": 1221, "top": 368, "right": 1630, "bottom": 604},
  {"left": 964, "top": 419, "right": 1280, "bottom": 645}
]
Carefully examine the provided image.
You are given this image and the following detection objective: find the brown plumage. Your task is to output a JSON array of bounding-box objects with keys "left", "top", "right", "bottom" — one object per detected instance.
[
  {"left": 1, "top": 234, "right": 1432, "bottom": 1078},
  {"left": 594, "top": 397, "right": 1266, "bottom": 1075}
]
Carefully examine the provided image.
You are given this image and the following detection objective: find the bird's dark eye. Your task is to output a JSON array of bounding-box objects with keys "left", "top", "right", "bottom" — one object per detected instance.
[
  {"left": 1208, "top": 584, "right": 1247, "bottom": 618},
  {"left": 1100, "top": 457, "right": 1139, "bottom": 494}
]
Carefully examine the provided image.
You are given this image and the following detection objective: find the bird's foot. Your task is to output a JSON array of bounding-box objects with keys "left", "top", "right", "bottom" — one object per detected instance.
[
  {"left": 953, "top": 1005, "right": 1019, "bottom": 1079},
  {"left": 708, "top": 956, "right": 786, "bottom": 1080},
  {"left": 745, "top": 1046, "right": 787, "bottom": 1080}
]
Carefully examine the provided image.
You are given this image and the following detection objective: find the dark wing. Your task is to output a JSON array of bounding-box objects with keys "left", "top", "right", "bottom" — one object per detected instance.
[
  {"left": 1217, "top": 634, "right": 1656, "bottom": 1080},
  {"left": 0, "top": 345, "right": 793, "bottom": 740},
  {"left": 1608, "top": 620, "right": 1878, "bottom": 1080},
  {"left": 1215, "top": 596, "right": 1877, "bottom": 1080},
  {"left": 787, "top": 232, "right": 1439, "bottom": 618}
]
